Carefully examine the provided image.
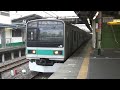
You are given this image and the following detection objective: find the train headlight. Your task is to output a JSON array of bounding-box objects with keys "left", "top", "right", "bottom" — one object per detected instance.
[
  {"left": 54, "top": 51, "right": 62, "bottom": 55},
  {"left": 28, "top": 50, "right": 36, "bottom": 54},
  {"left": 54, "top": 51, "right": 59, "bottom": 55},
  {"left": 32, "top": 50, "right": 36, "bottom": 54}
]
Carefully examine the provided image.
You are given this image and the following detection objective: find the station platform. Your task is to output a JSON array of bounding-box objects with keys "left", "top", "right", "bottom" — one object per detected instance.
[
  {"left": 0, "top": 46, "right": 25, "bottom": 53},
  {"left": 49, "top": 40, "right": 120, "bottom": 79},
  {"left": 88, "top": 48, "right": 120, "bottom": 79}
]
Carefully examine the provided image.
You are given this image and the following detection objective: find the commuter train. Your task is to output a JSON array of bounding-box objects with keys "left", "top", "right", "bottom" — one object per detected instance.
[{"left": 26, "top": 19, "right": 91, "bottom": 72}]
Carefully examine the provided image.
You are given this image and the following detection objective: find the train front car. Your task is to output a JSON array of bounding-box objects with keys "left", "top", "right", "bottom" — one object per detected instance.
[{"left": 26, "top": 19, "right": 65, "bottom": 72}]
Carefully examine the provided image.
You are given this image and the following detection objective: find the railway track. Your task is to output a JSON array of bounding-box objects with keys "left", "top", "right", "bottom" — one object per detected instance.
[
  {"left": 14, "top": 72, "right": 53, "bottom": 79},
  {"left": 31, "top": 73, "right": 53, "bottom": 79},
  {"left": 0, "top": 56, "right": 52, "bottom": 79},
  {"left": 0, "top": 57, "right": 28, "bottom": 73}
]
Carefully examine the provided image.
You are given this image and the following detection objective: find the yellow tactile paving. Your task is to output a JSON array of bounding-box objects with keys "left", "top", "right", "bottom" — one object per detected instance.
[{"left": 77, "top": 42, "right": 92, "bottom": 79}]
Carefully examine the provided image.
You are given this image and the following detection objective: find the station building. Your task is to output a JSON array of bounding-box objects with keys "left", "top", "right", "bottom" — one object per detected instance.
[{"left": 0, "top": 12, "right": 43, "bottom": 63}]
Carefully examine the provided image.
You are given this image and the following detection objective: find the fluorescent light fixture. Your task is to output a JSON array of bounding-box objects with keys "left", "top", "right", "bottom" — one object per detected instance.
[
  {"left": 93, "top": 11, "right": 99, "bottom": 20},
  {"left": 89, "top": 24, "right": 93, "bottom": 30},
  {"left": 90, "top": 33, "right": 93, "bottom": 34},
  {"left": 89, "top": 24, "right": 92, "bottom": 27},
  {"left": 87, "top": 18, "right": 90, "bottom": 24}
]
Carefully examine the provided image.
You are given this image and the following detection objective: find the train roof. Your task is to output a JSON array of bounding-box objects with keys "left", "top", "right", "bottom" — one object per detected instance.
[{"left": 27, "top": 19, "right": 65, "bottom": 24}]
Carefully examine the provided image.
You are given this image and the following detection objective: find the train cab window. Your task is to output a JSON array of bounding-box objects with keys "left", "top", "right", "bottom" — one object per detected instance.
[
  {"left": 27, "top": 20, "right": 64, "bottom": 47},
  {"left": 27, "top": 21, "right": 37, "bottom": 28}
]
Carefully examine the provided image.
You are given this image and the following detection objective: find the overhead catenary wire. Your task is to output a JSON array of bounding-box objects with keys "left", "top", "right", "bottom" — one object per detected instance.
[
  {"left": 42, "top": 11, "right": 79, "bottom": 20},
  {"left": 43, "top": 11, "right": 55, "bottom": 18},
  {"left": 46, "top": 11, "right": 61, "bottom": 19},
  {"left": 50, "top": 11, "right": 58, "bottom": 17}
]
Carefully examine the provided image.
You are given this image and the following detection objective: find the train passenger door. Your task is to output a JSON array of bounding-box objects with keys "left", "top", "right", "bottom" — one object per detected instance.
[
  {"left": 66, "top": 31, "right": 70, "bottom": 57},
  {"left": 70, "top": 30, "right": 73, "bottom": 53}
]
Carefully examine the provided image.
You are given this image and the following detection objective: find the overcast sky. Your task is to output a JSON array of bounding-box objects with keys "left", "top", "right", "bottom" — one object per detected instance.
[
  {"left": 9, "top": 11, "right": 89, "bottom": 32},
  {"left": 10, "top": 11, "right": 78, "bottom": 19}
]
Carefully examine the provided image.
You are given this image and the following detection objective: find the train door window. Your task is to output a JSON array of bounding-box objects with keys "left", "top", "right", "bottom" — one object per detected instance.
[{"left": 27, "top": 28, "right": 37, "bottom": 40}]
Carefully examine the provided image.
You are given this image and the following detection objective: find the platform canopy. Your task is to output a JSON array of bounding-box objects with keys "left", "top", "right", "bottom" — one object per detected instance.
[
  {"left": 74, "top": 11, "right": 120, "bottom": 32},
  {"left": 0, "top": 23, "right": 17, "bottom": 28}
]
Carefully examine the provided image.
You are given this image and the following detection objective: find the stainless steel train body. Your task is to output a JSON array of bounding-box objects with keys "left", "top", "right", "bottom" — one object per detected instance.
[{"left": 26, "top": 19, "right": 90, "bottom": 72}]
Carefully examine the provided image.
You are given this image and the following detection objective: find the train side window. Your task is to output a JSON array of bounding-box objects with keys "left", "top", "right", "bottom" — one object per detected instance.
[
  {"left": 74, "top": 31, "right": 76, "bottom": 42},
  {"left": 80, "top": 33, "right": 81, "bottom": 39},
  {"left": 81, "top": 34, "right": 82, "bottom": 38},
  {"left": 77, "top": 33, "right": 79, "bottom": 40},
  {"left": 67, "top": 32, "right": 69, "bottom": 39},
  {"left": 79, "top": 33, "right": 80, "bottom": 39}
]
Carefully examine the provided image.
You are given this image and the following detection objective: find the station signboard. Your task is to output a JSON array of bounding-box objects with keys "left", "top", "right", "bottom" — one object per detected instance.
[{"left": 107, "top": 19, "right": 120, "bottom": 25}]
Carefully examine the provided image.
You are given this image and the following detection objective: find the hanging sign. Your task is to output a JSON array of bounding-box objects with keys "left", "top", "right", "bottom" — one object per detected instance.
[
  {"left": 107, "top": 19, "right": 120, "bottom": 25},
  {"left": 96, "top": 23, "right": 98, "bottom": 29}
]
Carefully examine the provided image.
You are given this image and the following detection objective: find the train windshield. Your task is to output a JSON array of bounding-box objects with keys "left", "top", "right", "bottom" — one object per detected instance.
[{"left": 27, "top": 20, "right": 64, "bottom": 47}]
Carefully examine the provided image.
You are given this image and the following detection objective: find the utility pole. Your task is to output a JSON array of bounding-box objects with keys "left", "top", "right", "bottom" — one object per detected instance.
[
  {"left": 92, "top": 19, "right": 96, "bottom": 49},
  {"left": 1, "top": 28, "right": 6, "bottom": 48}
]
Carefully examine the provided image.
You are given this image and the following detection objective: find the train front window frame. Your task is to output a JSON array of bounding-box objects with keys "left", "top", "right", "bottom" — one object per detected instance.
[
  {"left": 28, "top": 21, "right": 37, "bottom": 28},
  {"left": 38, "top": 22, "right": 63, "bottom": 41},
  {"left": 27, "top": 20, "right": 64, "bottom": 47}
]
